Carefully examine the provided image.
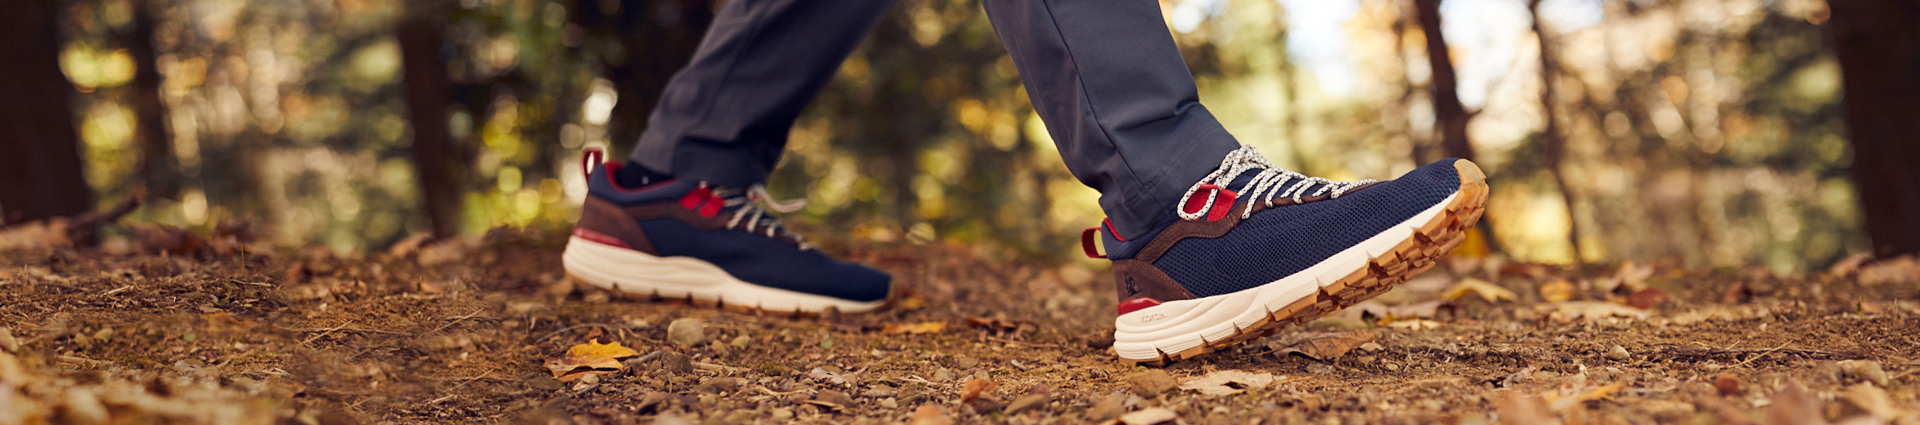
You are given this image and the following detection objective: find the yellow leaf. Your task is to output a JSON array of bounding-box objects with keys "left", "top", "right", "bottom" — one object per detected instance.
[
  {"left": 1539, "top": 280, "right": 1576, "bottom": 303},
  {"left": 882, "top": 322, "right": 946, "bottom": 334},
  {"left": 546, "top": 339, "right": 641, "bottom": 380},
  {"left": 1442, "top": 278, "right": 1515, "bottom": 303}
]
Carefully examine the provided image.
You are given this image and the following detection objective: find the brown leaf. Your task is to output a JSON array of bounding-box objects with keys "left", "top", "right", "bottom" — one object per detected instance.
[
  {"left": 1625, "top": 287, "right": 1669, "bottom": 309},
  {"left": 1762, "top": 381, "right": 1825, "bottom": 425},
  {"left": 1267, "top": 331, "right": 1375, "bottom": 360},
  {"left": 1539, "top": 280, "right": 1577, "bottom": 303},
  {"left": 909, "top": 405, "right": 953, "bottom": 425},
  {"left": 1495, "top": 393, "right": 1556, "bottom": 425},
  {"left": 1443, "top": 278, "right": 1516, "bottom": 303},
  {"left": 1538, "top": 301, "right": 1650, "bottom": 321},
  {"left": 963, "top": 317, "right": 1024, "bottom": 333},
  {"left": 959, "top": 378, "right": 998, "bottom": 403},
  {"left": 1177, "top": 370, "right": 1277, "bottom": 396},
  {"left": 881, "top": 322, "right": 946, "bottom": 334}
]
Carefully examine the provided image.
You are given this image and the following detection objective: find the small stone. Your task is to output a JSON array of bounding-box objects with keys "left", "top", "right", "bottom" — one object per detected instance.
[
  {"left": 1607, "top": 345, "right": 1631, "bottom": 361},
  {"left": 817, "top": 389, "right": 855, "bottom": 407},
  {"left": 1086, "top": 393, "right": 1127, "bottom": 422},
  {"left": 1383, "top": 363, "right": 1401, "bottom": 372},
  {"left": 658, "top": 351, "right": 694, "bottom": 375},
  {"left": 1119, "top": 407, "right": 1177, "bottom": 425},
  {"left": 668, "top": 318, "right": 705, "bottom": 347},
  {"left": 1838, "top": 360, "right": 1891, "bottom": 386},
  {"left": 1127, "top": 370, "right": 1177, "bottom": 397},
  {"left": 967, "top": 396, "right": 1006, "bottom": 414},
  {"left": 1005, "top": 394, "right": 1048, "bottom": 414},
  {"left": 731, "top": 334, "right": 751, "bottom": 347},
  {"left": 1715, "top": 374, "right": 1741, "bottom": 396},
  {"left": 1306, "top": 363, "right": 1335, "bottom": 375},
  {"left": 769, "top": 408, "right": 794, "bottom": 421},
  {"left": 952, "top": 356, "right": 980, "bottom": 370},
  {"left": 932, "top": 368, "right": 957, "bottom": 382},
  {"left": 879, "top": 398, "right": 899, "bottom": 409},
  {"left": 0, "top": 328, "right": 16, "bottom": 352}
]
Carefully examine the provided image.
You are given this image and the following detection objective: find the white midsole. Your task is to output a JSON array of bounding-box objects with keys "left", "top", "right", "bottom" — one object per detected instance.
[
  {"left": 561, "top": 236, "right": 886, "bottom": 313},
  {"left": 1112, "top": 191, "right": 1460, "bottom": 361}
]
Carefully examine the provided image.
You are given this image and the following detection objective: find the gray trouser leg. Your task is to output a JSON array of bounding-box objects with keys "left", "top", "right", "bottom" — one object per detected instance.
[
  {"left": 981, "top": 0, "right": 1240, "bottom": 239},
  {"left": 628, "top": 0, "right": 895, "bottom": 187}
]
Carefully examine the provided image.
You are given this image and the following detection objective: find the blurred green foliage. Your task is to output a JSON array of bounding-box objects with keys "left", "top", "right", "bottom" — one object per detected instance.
[{"left": 53, "top": 0, "right": 1860, "bottom": 273}]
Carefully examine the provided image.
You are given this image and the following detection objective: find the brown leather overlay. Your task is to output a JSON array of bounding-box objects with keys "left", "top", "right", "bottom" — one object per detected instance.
[
  {"left": 576, "top": 196, "right": 659, "bottom": 255},
  {"left": 1113, "top": 259, "right": 1196, "bottom": 303},
  {"left": 1110, "top": 182, "right": 1379, "bottom": 304},
  {"left": 575, "top": 195, "right": 808, "bottom": 253}
]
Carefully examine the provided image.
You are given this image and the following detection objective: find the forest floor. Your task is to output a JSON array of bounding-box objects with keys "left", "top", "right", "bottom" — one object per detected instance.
[{"left": 1, "top": 223, "right": 1918, "bottom": 425}]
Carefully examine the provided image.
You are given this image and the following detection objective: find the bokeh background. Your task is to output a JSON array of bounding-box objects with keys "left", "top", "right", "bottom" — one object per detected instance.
[{"left": 6, "top": 0, "right": 1916, "bottom": 273}]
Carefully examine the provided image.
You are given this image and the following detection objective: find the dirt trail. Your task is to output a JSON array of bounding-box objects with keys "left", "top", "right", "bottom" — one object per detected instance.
[{"left": 1, "top": 228, "right": 1916, "bottom": 424}]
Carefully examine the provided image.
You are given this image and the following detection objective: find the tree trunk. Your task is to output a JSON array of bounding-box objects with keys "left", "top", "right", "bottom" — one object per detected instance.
[
  {"left": 0, "top": 0, "right": 94, "bottom": 224},
  {"left": 1530, "top": 0, "right": 1582, "bottom": 265},
  {"left": 1826, "top": 0, "right": 1920, "bottom": 258},
  {"left": 129, "top": 0, "right": 180, "bottom": 200},
  {"left": 398, "top": 2, "right": 462, "bottom": 238},
  {"left": 1412, "top": 0, "right": 1475, "bottom": 162}
]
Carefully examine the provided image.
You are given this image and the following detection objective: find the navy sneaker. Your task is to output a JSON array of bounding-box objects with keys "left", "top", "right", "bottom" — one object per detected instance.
[
  {"left": 562, "top": 150, "right": 891, "bottom": 314},
  {"left": 1083, "top": 146, "right": 1488, "bottom": 363}
]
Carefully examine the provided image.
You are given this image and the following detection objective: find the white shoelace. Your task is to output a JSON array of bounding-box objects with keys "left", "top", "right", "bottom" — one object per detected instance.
[
  {"left": 1175, "top": 146, "right": 1376, "bottom": 221},
  {"left": 720, "top": 184, "right": 813, "bottom": 250}
]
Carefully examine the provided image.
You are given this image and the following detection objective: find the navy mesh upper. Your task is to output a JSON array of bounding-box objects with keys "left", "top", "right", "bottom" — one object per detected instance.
[
  {"left": 1149, "top": 159, "right": 1463, "bottom": 298},
  {"left": 583, "top": 163, "right": 891, "bottom": 302}
]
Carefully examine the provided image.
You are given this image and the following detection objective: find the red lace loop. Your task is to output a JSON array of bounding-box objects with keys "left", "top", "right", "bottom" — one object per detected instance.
[
  {"left": 580, "top": 148, "right": 605, "bottom": 182},
  {"left": 1081, "top": 227, "right": 1106, "bottom": 259}
]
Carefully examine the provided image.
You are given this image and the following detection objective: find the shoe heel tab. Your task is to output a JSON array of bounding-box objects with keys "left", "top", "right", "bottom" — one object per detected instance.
[
  {"left": 581, "top": 148, "right": 607, "bottom": 182},
  {"left": 1081, "top": 227, "right": 1106, "bottom": 259}
]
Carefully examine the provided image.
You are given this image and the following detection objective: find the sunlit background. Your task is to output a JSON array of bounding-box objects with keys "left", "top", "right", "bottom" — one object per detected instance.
[{"left": 49, "top": 0, "right": 1857, "bottom": 272}]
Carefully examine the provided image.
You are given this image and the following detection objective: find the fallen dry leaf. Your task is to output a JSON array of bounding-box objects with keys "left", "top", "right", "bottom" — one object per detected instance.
[
  {"left": 1763, "top": 381, "right": 1824, "bottom": 425},
  {"left": 1386, "top": 319, "right": 1442, "bottom": 330},
  {"left": 882, "top": 322, "right": 946, "bottom": 334},
  {"left": 1827, "top": 253, "right": 1874, "bottom": 278},
  {"left": 1625, "top": 287, "right": 1669, "bottom": 309},
  {"left": 544, "top": 339, "right": 640, "bottom": 382},
  {"left": 1545, "top": 383, "right": 1623, "bottom": 412},
  {"left": 1443, "top": 278, "right": 1516, "bottom": 303},
  {"left": 964, "top": 317, "right": 1025, "bottom": 333},
  {"left": 1539, "top": 280, "right": 1577, "bottom": 303},
  {"left": 1177, "top": 370, "right": 1277, "bottom": 396},
  {"left": 1495, "top": 392, "right": 1557, "bottom": 425},
  {"left": 1118, "top": 408, "right": 1177, "bottom": 425},
  {"left": 1267, "top": 331, "right": 1375, "bottom": 360},
  {"left": 1858, "top": 255, "right": 1920, "bottom": 286},
  {"left": 909, "top": 404, "right": 953, "bottom": 425},
  {"left": 960, "top": 378, "right": 998, "bottom": 403},
  {"left": 1539, "top": 301, "right": 1650, "bottom": 321},
  {"left": 1838, "top": 383, "right": 1899, "bottom": 421},
  {"left": 0, "top": 220, "right": 71, "bottom": 251}
]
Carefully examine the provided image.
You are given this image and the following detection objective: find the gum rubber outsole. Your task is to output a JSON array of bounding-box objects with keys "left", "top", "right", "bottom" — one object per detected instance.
[{"left": 1126, "top": 159, "right": 1490, "bottom": 366}]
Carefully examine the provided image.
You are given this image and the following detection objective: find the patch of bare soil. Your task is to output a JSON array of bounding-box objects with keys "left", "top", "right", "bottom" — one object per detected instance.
[{"left": 1, "top": 226, "right": 1917, "bottom": 424}]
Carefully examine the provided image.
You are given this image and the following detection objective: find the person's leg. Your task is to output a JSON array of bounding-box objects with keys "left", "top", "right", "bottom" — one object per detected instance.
[
  {"left": 568, "top": 0, "right": 898, "bottom": 314},
  {"left": 626, "top": 0, "right": 896, "bottom": 188},
  {"left": 979, "top": 0, "right": 1240, "bottom": 240},
  {"left": 982, "top": 0, "right": 1490, "bottom": 364}
]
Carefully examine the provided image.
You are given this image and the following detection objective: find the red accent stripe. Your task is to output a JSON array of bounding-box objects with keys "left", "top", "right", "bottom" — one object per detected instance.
[
  {"left": 1206, "top": 189, "right": 1238, "bottom": 222},
  {"left": 679, "top": 186, "right": 711, "bottom": 210},
  {"left": 572, "top": 228, "right": 630, "bottom": 249},
  {"left": 697, "top": 194, "right": 724, "bottom": 217},
  {"left": 1081, "top": 227, "right": 1106, "bottom": 259},
  {"left": 1103, "top": 218, "right": 1126, "bottom": 242},
  {"left": 1117, "top": 297, "right": 1162, "bottom": 315}
]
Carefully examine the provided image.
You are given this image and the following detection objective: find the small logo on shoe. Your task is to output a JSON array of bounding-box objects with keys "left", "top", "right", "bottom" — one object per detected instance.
[{"left": 1125, "top": 276, "right": 1140, "bottom": 297}]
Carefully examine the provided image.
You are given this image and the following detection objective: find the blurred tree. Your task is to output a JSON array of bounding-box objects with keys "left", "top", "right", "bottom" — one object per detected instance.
[
  {"left": 1529, "top": 0, "right": 1581, "bottom": 264},
  {"left": 1412, "top": 0, "right": 1474, "bottom": 163},
  {"left": 400, "top": 0, "right": 463, "bottom": 238},
  {"left": 0, "top": 0, "right": 93, "bottom": 224},
  {"left": 1826, "top": 0, "right": 1920, "bottom": 257},
  {"left": 127, "top": 0, "right": 178, "bottom": 200}
]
